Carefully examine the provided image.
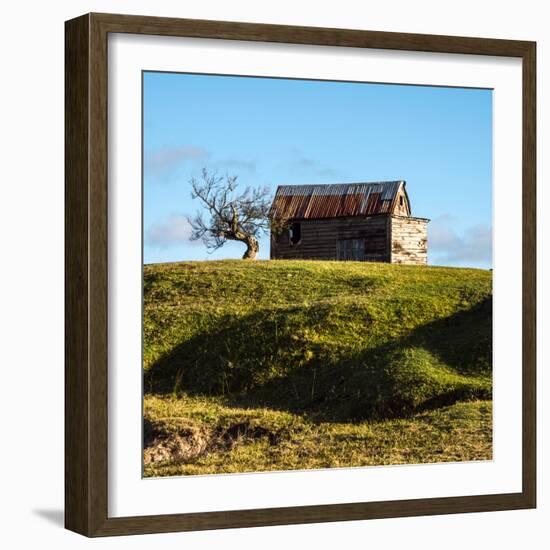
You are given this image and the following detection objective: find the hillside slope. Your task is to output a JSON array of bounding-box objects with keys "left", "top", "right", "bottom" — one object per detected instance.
[{"left": 144, "top": 260, "right": 492, "bottom": 421}]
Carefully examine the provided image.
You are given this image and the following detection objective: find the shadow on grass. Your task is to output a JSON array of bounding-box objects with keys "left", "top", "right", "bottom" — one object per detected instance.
[{"left": 144, "top": 298, "right": 492, "bottom": 422}]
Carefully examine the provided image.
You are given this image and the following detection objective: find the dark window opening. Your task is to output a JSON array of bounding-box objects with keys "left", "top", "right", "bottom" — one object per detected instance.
[
  {"left": 399, "top": 196, "right": 404, "bottom": 206},
  {"left": 289, "top": 222, "right": 302, "bottom": 246}
]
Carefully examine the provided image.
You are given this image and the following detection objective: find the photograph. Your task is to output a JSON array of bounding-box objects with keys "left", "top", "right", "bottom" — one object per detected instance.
[{"left": 141, "top": 71, "right": 493, "bottom": 478}]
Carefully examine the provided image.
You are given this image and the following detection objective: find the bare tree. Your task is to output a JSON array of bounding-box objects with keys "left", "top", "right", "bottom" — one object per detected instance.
[{"left": 187, "top": 168, "right": 272, "bottom": 260}]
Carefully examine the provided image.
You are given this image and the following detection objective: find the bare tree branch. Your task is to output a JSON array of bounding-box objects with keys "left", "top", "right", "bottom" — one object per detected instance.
[{"left": 187, "top": 168, "right": 272, "bottom": 259}]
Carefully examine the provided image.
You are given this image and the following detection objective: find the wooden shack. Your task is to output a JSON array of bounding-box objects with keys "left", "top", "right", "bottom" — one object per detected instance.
[{"left": 269, "top": 181, "right": 429, "bottom": 265}]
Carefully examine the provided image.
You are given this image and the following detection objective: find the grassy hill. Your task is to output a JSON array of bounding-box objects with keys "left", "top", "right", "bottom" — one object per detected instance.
[{"left": 143, "top": 260, "right": 492, "bottom": 476}]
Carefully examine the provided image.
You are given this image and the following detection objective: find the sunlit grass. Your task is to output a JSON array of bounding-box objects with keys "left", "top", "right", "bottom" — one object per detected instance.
[
  {"left": 143, "top": 259, "right": 492, "bottom": 475},
  {"left": 144, "top": 395, "right": 492, "bottom": 477}
]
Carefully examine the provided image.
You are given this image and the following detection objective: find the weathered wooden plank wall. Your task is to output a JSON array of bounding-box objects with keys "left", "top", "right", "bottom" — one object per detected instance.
[
  {"left": 391, "top": 216, "right": 428, "bottom": 265},
  {"left": 271, "top": 216, "right": 390, "bottom": 261},
  {"left": 270, "top": 215, "right": 428, "bottom": 265}
]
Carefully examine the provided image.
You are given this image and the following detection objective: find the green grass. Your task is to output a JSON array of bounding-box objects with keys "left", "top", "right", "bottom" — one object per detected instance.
[
  {"left": 144, "top": 395, "right": 492, "bottom": 477},
  {"left": 143, "top": 259, "right": 492, "bottom": 475}
]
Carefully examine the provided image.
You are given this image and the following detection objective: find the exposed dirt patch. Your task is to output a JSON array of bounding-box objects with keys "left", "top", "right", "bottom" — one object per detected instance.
[
  {"left": 143, "top": 418, "right": 210, "bottom": 465},
  {"left": 143, "top": 418, "right": 284, "bottom": 465}
]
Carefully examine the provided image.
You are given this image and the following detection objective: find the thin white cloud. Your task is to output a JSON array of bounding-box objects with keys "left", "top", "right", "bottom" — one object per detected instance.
[
  {"left": 144, "top": 146, "right": 259, "bottom": 182},
  {"left": 215, "top": 158, "right": 257, "bottom": 174},
  {"left": 144, "top": 146, "right": 210, "bottom": 180},
  {"left": 285, "top": 148, "right": 344, "bottom": 180},
  {"left": 429, "top": 215, "right": 492, "bottom": 267},
  {"left": 146, "top": 215, "right": 196, "bottom": 249}
]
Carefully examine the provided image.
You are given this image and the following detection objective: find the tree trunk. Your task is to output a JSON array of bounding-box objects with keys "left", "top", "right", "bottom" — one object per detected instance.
[{"left": 242, "top": 236, "right": 259, "bottom": 260}]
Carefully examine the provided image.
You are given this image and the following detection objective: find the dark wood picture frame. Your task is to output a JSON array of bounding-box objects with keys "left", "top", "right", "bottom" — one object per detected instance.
[{"left": 65, "top": 12, "right": 536, "bottom": 537}]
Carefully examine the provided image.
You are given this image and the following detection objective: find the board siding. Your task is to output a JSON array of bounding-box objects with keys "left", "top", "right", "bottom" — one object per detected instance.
[
  {"left": 271, "top": 215, "right": 390, "bottom": 262},
  {"left": 271, "top": 214, "right": 428, "bottom": 265},
  {"left": 391, "top": 216, "right": 428, "bottom": 265}
]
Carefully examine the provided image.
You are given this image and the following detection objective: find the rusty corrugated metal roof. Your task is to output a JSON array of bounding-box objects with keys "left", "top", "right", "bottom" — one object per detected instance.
[{"left": 270, "top": 181, "right": 407, "bottom": 220}]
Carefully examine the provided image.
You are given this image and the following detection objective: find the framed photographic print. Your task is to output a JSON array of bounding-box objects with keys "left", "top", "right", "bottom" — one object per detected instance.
[{"left": 65, "top": 12, "right": 536, "bottom": 537}]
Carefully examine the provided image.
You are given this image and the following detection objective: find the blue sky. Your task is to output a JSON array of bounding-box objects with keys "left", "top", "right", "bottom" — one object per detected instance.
[{"left": 143, "top": 72, "right": 492, "bottom": 268}]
